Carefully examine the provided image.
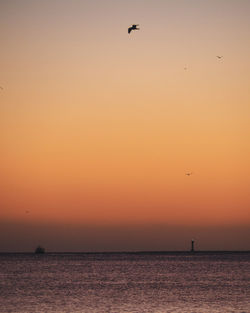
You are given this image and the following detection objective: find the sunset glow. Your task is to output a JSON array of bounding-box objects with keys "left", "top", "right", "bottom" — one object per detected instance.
[{"left": 1, "top": 0, "right": 250, "bottom": 251}]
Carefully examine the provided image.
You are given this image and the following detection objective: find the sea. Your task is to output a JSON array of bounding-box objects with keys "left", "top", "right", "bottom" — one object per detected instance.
[{"left": 0, "top": 252, "right": 249, "bottom": 313}]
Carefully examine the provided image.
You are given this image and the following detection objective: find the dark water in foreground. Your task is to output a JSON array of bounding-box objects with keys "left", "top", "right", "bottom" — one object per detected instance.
[{"left": 0, "top": 252, "right": 249, "bottom": 313}]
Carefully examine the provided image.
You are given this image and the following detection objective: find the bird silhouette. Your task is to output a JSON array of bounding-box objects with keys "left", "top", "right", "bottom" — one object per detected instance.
[
  {"left": 128, "top": 24, "right": 140, "bottom": 34},
  {"left": 185, "top": 172, "right": 193, "bottom": 176},
  {"left": 216, "top": 56, "right": 223, "bottom": 59}
]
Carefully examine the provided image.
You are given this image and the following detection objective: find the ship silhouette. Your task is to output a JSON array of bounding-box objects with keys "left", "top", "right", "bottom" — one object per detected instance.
[{"left": 35, "top": 246, "right": 45, "bottom": 254}]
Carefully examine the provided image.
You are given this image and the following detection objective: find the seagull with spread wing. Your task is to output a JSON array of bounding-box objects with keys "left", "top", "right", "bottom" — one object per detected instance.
[{"left": 128, "top": 24, "right": 140, "bottom": 34}]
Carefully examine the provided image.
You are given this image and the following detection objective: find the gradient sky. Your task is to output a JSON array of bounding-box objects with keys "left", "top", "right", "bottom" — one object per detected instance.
[{"left": 0, "top": 0, "right": 250, "bottom": 251}]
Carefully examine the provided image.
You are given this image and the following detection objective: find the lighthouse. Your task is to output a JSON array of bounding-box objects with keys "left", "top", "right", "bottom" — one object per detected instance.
[{"left": 191, "top": 239, "right": 195, "bottom": 252}]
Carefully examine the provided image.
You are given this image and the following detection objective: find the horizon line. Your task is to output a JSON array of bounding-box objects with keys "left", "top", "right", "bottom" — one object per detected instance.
[{"left": 1, "top": 250, "right": 250, "bottom": 254}]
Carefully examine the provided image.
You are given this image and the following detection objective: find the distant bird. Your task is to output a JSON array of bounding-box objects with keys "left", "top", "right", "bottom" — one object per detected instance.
[
  {"left": 216, "top": 56, "right": 223, "bottom": 59},
  {"left": 186, "top": 172, "right": 193, "bottom": 176},
  {"left": 128, "top": 24, "right": 140, "bottom": 34},
  {"left": 184, "top": 67, "right": 187, "bottom": 70},
  {"left": 25, "top": 210, "right": 30, "bottom": 214}
]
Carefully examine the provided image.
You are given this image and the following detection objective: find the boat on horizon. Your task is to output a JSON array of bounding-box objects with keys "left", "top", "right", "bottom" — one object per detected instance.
[{"left": 35, "top": 246, "right": 45, "bottom": 254}]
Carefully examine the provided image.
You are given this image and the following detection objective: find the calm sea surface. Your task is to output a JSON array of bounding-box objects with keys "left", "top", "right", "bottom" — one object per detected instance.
[{"left": 0, "top": 253, "right": 249, "bottom": 313}]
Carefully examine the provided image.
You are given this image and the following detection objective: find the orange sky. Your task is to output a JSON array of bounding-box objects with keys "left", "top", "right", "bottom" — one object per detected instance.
[{"left": 0, "top": 0, "right": 250, "bottom": 251}]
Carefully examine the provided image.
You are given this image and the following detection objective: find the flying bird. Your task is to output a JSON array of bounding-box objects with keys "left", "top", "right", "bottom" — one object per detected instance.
[
  {"left": 216, "top": 56, "right": 223, "bottom": 59},
  {"left": 128, "top": 24, "right": 140, "bottom": 34},
  {"left": 185, "top": 172, "right": 193, "bottom": 176}
]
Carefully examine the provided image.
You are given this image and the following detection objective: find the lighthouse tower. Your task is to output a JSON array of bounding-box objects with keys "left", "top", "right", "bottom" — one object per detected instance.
[{"left": 191, "top": 239, "right": 195, "bottom": 252}]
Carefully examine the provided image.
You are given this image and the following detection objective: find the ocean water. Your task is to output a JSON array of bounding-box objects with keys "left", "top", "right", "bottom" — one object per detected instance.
[{"left": 0, "top": 253, "right": 249, "bottom": 313}]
